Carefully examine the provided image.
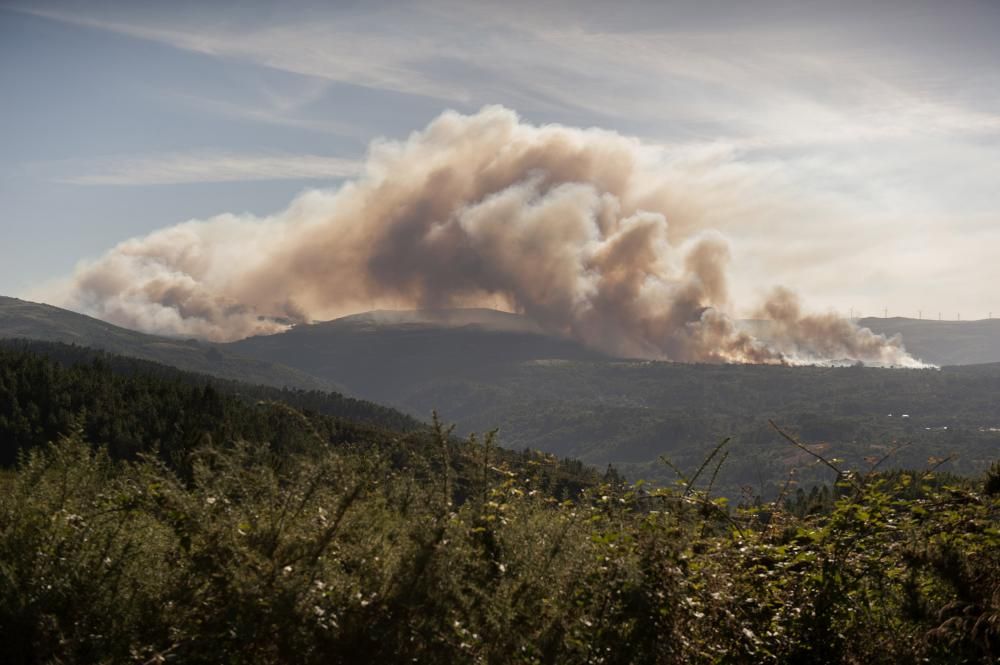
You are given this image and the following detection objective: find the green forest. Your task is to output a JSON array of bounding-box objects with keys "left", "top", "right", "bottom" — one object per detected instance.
[
  {"left": 217, "top": 311, "right": 1000, "bottom": 496},
  {"left": 0, "top": 342, "right": 998, "bottom": 663},
  {"left": 394, "top": 359, "right": 1000, "bottom": 495}
]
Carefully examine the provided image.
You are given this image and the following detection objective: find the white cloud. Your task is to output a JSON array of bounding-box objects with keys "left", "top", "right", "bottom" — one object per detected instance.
[
  {"left": 15, "top": 5, "right": 471, "bottom": 103},
  {"left": 52, "top": 152, "right": 361, "bottom": 186},
  {"left": 158, "top": 91, "right": 361, "bottom": 137},
  {"left": 8, "top": 1, "right": 1000, "bottom": 320},
  {"left": 19, "top": 2, "right": 1000, "bottom": 148}
]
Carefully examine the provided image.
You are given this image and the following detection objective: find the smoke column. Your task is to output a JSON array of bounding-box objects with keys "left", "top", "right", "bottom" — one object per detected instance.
[{"left": 55, "top": 106, "right": 926, "bottom": 367}]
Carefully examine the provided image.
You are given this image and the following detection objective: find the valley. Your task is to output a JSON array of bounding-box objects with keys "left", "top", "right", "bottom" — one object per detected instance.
[
  {"left": 224, "top": 308, "right": 1000, "bottom": 494},
  {"left": 5, "top": 297, "right": 998, "bottom": 496}
]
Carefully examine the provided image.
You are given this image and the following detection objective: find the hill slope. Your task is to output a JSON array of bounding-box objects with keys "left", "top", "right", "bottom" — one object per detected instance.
[
  {"left": 0, "top": 296, "right": 329, "bottom": 390},
  {"left": 393, "top": 359, "right": 1000, "bottom": 491},
  {"left": 227, "top": 308, "right": 605, "bottom": 402},
  {"left": 859, "top": 316, "right": 1000, "bottom": 365},
  {"left": 8, "top": 300, "right": 998, "bottom": 495},
  {"left": 226, "top": 309, "right": 1000, "bottom": 495},
  {"left": 4, "top": 346, "right": 994, "bottom": 665},
  {"left": 0, "top": 340, "right": 598, "bottom": 499}
]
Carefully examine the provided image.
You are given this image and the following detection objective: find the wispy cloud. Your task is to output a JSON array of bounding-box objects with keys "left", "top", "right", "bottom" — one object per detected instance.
[
  {"left": 17, "top": 1, "right": 1000, "bottom": 149},
  {"left": 6, "top": 0, "right": 1000, "bottom": 319},
  {"left": 162, "top": 90, "right": 362, "bottom": 137},
  {"left": 50, "top": 152, "right": 361, "bottom": 186},
  {"left": 13, "top": 5, "right": 471, "bottom": 103}
]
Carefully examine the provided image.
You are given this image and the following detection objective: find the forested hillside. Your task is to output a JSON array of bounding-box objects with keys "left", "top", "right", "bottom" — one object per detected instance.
[
  {"left": 227, "top": 309, "right": 605, "bottom": 399},
  {"left": 0, "top": 340, "right": 596, "bottom": 498},
  {"left": 1, "top": 338, "right": 998, "bottom": 663},
  {"left": 6, "top": 300, "right": 1000, "bottom": 498},
  {"left": 222, "top": 311, "right": 1000, "bottom": 495},
  {"left": 402, "top": 360, "right": 1000, "bottom": 494},
  {"left": 0, "top": 338, "right": 422, "bottom": 448},
  {"left": 1, "top": 409, "right": 996, "bottom": 663},
  {"left": 0, "top": 296, "right": 328, "bottom": 390}
]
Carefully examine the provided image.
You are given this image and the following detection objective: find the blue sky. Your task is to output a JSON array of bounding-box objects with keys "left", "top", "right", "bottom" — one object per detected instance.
[{"left": 2, "top": 0, "right": 1000, "bottom": 321}]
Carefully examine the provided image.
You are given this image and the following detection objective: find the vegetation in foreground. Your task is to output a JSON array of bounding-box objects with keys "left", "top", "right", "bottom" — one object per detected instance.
[
  {"left": 0, "top": 343, "right": 997, "bottom": 663},
  {"left": 0, "top": 432, "right": 997, "bottom": 663}
]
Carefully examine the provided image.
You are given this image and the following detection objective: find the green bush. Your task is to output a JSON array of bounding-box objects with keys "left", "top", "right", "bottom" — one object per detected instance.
[{"left": 1, "top": 426, "right": 997, "bottom": 664}]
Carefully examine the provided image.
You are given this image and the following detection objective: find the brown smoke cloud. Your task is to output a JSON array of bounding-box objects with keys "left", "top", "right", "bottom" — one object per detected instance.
[{"left": 54, "top": 106, "right": 927, "bottom": 367}]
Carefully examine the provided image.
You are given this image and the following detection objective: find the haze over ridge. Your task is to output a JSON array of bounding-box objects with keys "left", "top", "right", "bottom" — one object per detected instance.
[{"left": 47, "top": 107, "right": 925, "bottom": 367}]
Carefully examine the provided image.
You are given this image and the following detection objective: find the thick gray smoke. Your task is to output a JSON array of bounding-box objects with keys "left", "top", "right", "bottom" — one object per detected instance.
[{"left": 55, "top": 106, "right": 926, "bottom": 367}]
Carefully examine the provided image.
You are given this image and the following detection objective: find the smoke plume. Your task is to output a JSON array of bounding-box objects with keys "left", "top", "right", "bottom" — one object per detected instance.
[{"left": 56, "top": 106, "right": 926, "bottom": 367}]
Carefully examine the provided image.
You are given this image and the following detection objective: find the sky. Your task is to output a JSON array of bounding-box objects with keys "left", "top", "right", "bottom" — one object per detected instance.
[{"left": 2, "top": 0, "right": 1000, "bottom": 322}]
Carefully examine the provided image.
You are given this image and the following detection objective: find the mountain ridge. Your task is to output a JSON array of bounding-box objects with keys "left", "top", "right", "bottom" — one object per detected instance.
[
  {"left": 227, "top": 307, "right": 606, "bottom": 407},
  {"left": 857, "top": 316, "right": 1000, "bottom": 366},
  {"left": 0, "top": 295, "right": 331, "bottom": 390},
  {"left": 315, "top": 307, "right": 547, "bottom": 334}
]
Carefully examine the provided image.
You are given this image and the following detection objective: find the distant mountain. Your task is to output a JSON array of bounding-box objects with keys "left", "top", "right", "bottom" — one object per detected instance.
[
  {"left": 0, "top": 296, "right": 329, "bottom": 390},
  {"left": 8, "top": 298, "right": 1000, "bottom": 496},
  {"left": 226, "top": 308, "right": 606, "bottom": 405},
  {"left": 225, "top": 308, "right": 1000, "bottom": 496},
  {"left": 334, "top": 307, "right": 547, "bottom": 334},
  {"left": 859, "top": 317, "right": 1000, "bottom": 366}
]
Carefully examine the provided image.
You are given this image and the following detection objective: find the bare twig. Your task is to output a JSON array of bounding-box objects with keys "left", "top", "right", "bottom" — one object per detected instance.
[
  {"left": 684, "top": 437, "right": 731, "bottom": 499},
  {"left": 774, "top": 467, "right": 798, "bottom": 510},
  {"left": 920, "top": 455, "right": 955, "bottom": 481},
  {"left": 864, "top": 441, "right": 912, "bottom": 481},
  {"left": 658, "top": 455, "right": 689, "bottom": 487},
  {"left": 704, "top": 450, "right": 729, "bottom": 501},
  {"left": 768, "top": 420, "right": 861, "bottom": 493}
]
